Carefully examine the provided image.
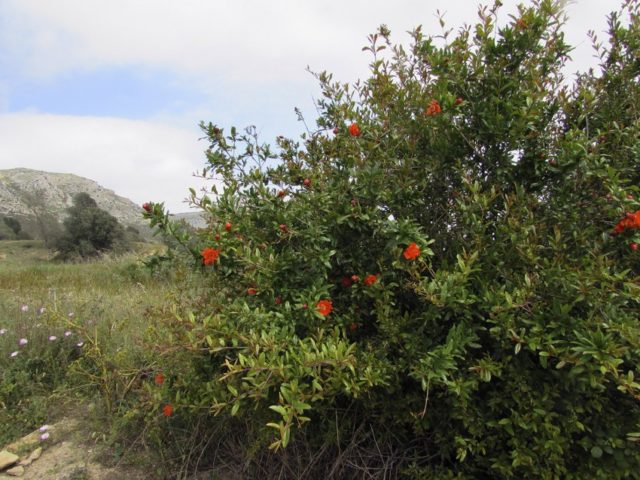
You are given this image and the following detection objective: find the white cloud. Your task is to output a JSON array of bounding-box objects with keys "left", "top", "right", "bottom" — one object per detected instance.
[
  {"left": 2, "top": 0, "right": 625, "bottom": 87},
  {"left": 0, "top": 113, "right": 213, "bottom": 212}
]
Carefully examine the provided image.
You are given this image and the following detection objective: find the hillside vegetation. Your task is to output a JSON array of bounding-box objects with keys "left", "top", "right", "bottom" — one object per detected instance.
[{"left": 0, "top": 168, "right": 150, "bottom": 241}]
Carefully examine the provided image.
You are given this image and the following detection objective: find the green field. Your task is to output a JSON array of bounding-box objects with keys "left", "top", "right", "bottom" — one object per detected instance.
[{"left": 0, "top": 240, "right": 168, "bottom": 446}]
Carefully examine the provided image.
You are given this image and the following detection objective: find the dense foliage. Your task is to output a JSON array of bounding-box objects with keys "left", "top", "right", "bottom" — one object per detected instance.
[
  {"left": 0, "top": 216, "right": 23, "bottom": 240},
  {"left": 139, "top": 1, "right": 640, "bottom": 477},
  {"left": 56, "top": 192, "right": 127, "bottom": 259},
  {"left": 2, "top": 217, "right": 22, "bottom": 237}
]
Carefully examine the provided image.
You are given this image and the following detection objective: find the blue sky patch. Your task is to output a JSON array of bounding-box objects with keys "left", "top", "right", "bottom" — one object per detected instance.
[{"left": 5, "top": 67, "right": 206, "bottom": 118}]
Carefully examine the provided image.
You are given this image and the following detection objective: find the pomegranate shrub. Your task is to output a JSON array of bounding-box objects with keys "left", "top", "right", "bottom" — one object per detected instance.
[{"left": 136, "top": 1, "right": 640, "bottom": 477}]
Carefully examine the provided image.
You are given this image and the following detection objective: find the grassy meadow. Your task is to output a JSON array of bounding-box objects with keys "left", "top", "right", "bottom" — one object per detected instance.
[{"left": 0, "top": 240, "right": 169, "bottom": 446}]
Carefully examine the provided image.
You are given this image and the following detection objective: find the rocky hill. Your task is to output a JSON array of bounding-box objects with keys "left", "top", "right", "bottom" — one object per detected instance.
[
  {"left": 171, "top": 211, "right": 207, "bottom": 229},
  {"left": 0, "top": 168, "right": 147, "bottom": 236}
]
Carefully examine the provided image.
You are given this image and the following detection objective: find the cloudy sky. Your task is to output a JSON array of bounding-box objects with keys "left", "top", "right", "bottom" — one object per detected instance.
[{"left": 0, "top": 0, "right": 626, "bottom": 212}]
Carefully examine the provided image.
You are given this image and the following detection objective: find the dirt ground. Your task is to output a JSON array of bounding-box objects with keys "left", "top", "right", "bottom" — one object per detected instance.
[{"left": 0, "top": 417, "right": 157, "bottom": 480}]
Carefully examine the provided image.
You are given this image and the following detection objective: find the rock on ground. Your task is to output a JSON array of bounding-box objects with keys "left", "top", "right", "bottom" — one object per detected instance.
[
  {"left": 0, "top": 418, "right": 155, "bottom": 480},
  {"left": 0, "top": 451, "right": 19, "bottom": 471}
]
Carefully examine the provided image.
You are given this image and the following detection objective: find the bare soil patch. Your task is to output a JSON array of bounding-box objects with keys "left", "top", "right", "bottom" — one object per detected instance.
[{"left": 0, "top": 417, "right": 157, "bottom": 480}]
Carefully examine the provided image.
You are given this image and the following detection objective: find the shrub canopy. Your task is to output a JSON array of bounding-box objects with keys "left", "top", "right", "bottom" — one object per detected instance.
[{"left": 141, "top": 1, "right": 640, "bottom": 477}]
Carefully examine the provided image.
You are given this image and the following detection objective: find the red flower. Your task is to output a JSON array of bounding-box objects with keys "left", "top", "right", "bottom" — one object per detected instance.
[
  {"left": 341, "top": 276, "right": 353, "bottom": 288},
  {"left": 303, "top": 178, "right": 312, "bottom": 188},
  {"left": 224, "top": 222, "right": 232, "bottom": 232},
  {"left": 214, "top": 233, "right": 221, "bottom": 241},
  {"left": 363, "top": 274, "right": 378, "bottom": 286},
  {"left": 316, "top": 299, "right": 333, "bottom": 316},
  {"left": 247, "top": 288, "right": 257, "bottom": 296},
  {"left": 275, "top": 296, "right": 282, "bottom": 305},
  {"left": 348, "top": 123, "right": 361, "bottom": 137},
  {"left": 403, "top": 242, "right": 421, "bottom": 260},
  {"left": 279, "top": 224, "right": 288, "bottom": 233},
  {"left": 425, "top": 99, "right": 442, "bottom": 116},
  {"left": 333, "top": 127, "right": 339, "bottom": 135},
  {"left": 142, "top": 202, "right": 152, "bottom": 212},
  {"left": 162, "top": 404, "right": 174, "bottom": 417},
  {"left": 631, "top": 243, "right": 638, "bottom": 251},
  {"left": 613, "top": 210, "right": 640, "bottom": 234},
  {"left": 201, "top": 247, "right": 221, "bottom": 265},
  {"left": 277, "top": 190, "right": 286, "bottom": 198},
  {"left": 154, "top": 373, "right": 165, "bottom": 386},
  {"left": 351, "top": 275, "right": 360, "bottom": 283},
  {"left": 455, "top": 97, "right": 463, "bottom": 106}
]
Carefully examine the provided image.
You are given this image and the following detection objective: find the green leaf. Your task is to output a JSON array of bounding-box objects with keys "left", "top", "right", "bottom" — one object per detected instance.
[{"left": 269, "top": 405, "right": 288, "bottom": 417}]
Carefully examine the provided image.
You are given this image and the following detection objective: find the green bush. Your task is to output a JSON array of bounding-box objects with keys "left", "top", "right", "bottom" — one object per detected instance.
[
  {"left": 55, "top": 192, "right": 128, "bottom": 260},
  {"left": 0, "top": 219, "right": 15, "bottom": 240},
  {"left": 3, "top": 216, "right": 22, "bottom": 237},
  {"left": 133, "top": 1, "right": 640, "bottom": 477}
]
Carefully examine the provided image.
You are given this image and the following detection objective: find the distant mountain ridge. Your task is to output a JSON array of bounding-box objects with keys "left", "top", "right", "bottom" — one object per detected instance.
[
  {"left": 0, "top": 168, "right": 146, "bottom": 228},
  {"left": 0, "top": 168, "right": 208, "bottom": 241},
  {"left": 171, "top": 211, "right": 207, "bottom": 229}
]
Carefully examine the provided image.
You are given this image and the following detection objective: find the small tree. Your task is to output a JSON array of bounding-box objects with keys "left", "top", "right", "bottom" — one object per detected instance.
[{"left": 55, "top": 192, "right": 127, "bottom": 259}]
